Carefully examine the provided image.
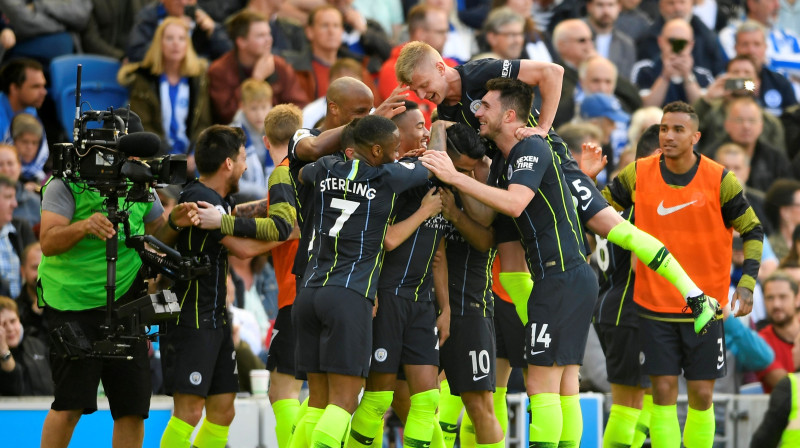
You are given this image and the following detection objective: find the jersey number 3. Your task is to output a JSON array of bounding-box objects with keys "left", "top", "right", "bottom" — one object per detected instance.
[{"left": 328, "top": 198, "right": 360, "bottom": 236}]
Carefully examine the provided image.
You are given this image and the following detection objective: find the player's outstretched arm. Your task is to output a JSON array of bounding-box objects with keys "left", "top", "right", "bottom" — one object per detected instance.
[
  {"left": 421, "top": 150, "right": 534, "bottom": 217},
  {"left": 440, "top": 188, "right": 494, "bottom": 252},
  {"left": 220, "top": 235, "right": 287, "bottom": 259},
  {"left": 517, "top": 60, "right": 564, "bottom": 136},
  {"left": 433, "top": 239, "right": 450, "bottom": 347}
]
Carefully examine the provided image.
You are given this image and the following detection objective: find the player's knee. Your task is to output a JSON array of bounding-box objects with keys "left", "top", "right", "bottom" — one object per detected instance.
[
  {"left": 687, "top": 383, "right": 714, "bottom": 409},
  {"left": 651, "top": 378, "right": 678, "bottom": 404},
  {"left": 207, "top": 404, "right": 236, "bottom": 426},
  {"left": 462, "top": 391, "right": 493, "bottom": 420},
  {"left": 409, "top": 388, "right": 440, "bottom": 414}
]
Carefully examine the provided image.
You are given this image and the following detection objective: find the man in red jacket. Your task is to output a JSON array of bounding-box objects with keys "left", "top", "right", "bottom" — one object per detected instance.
[{"left": 208, "top": 9, "right": 309, "bottom": 124}]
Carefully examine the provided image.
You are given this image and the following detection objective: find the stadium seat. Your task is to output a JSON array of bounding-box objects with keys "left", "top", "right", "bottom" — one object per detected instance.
[{"left": 49, "top": 55, "right": 129, "bottom": 136}]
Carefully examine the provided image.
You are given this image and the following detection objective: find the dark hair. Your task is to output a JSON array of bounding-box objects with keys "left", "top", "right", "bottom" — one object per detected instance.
[
  {"left": 763, "top": 270, "right": 800, "bottom": 296},
  {"left": 446, "top": 123, "right": 486, "bottom": 160},
  {"left": 225, "top": 9, "right": 268, "bottom": 42},
  {"left": 353, "top": 115, "right": 398, "bottom": 153},
  {"left": 391, "top": 100, "right": 420, "bottom": 123},
  {"left": 662, "top": 101, "right": 699, "bottom": 129},
  {"left": 485, "top": 78, "right": 533, "bottom": 124},
  {"left": 636, "top": 124, "right": 661, "bottom": 159},
  {"left": 727, "top": 54, "right": 758, "bottom": 73},
  {"left": 766, "top": 179, "right": 800, "bottom": 230},
  {"left": 0, "top": 58, "right": 43, "bottom": 94},
  {"left": 194, "top": 125, "right": 246, "bottom": 175}
]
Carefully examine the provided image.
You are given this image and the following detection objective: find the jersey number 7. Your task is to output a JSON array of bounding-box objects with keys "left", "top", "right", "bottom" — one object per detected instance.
[{"left": 328, "top": 198, "right": 360, "bottom": 236}]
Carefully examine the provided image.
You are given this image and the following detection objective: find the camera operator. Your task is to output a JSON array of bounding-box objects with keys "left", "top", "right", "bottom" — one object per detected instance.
[
  {"left": 37, "top": 112, "right": 198, "bottom": 448},
  {"left": 159, "top": 125, "right": 285, "bottom": 448}
]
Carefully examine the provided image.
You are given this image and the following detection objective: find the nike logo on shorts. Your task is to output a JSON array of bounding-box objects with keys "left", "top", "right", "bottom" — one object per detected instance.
[
  {"left": 473, "top": 374, "right": 488, "bottom": 381},
  {"left": 717, "top": 362, "right": 725, "bottom": 370},
  {"left": 530, "top": 350, "right": 545, "bottom": 356},
  {"left": 657, "top": 200, "right": 697, "bottom": 216}
]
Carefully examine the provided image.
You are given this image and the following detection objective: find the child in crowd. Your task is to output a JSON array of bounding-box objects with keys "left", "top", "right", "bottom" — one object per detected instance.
[
  {"left": 230, "top": 79, "right": 273, "bottom": 200},
  {"left": 10, "top": 113, "right": 46, "bottom": 186}
]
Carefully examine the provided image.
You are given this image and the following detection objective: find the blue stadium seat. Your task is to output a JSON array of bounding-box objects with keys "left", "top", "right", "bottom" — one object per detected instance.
[
  {"left": 739, "top": 382, "right": 764, "bottom": 395},
  {"left": 49, "top": 55, "right": 129, "bottom": 136}
]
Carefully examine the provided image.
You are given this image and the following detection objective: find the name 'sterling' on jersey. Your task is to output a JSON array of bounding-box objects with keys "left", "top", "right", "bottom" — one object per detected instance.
[{"left": 319, "top": 178, "right": 377, "bottom": 200}]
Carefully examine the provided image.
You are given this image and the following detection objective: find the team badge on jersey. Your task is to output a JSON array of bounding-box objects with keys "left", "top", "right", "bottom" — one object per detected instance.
[
  {"left": 399, "top": 161, "right": 416, "bottom": 170},
  {"left": 189, "top": 371, "right": 202, "bottom": 385},
  {"left": 374, "top": 348, "right": 388, "bottom": 362},
  {"left": 470, "top": 100, "right": 481, "bottom": 115},
  {"left": 293, "top": 128, "right": 313, "bottom": 143}
]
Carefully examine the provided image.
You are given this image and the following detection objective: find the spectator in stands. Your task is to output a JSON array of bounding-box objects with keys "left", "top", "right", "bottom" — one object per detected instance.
[
  {"left": 766, "top": 179, "right": 800, "bottom": 260},
  {"left": 784, "top": 105, "right": 800, "bottom": 160},
  {"left": 421, "top": 0, "right": 478, "bottom": 64},
  {"left": 695, "top": 56, "right": 787, "bottom": 154},
  {"left": 490, "top": 0, "right": 557, "bottom": 62},
  {"left": 579, "top": 93, "right": 631, "bottom": 184},
  {"left": 477, "top": 7, "right": 527, "bottom": 60},
  {"left": 616, "top": 0, "right": 653, "bottom": 41},
  {"left": 555, "top": 54, "right": 643, "bottom": 129},
  {"left": 625, "top": 106, "right": 663, "bottom": 152},
  {"left": 377, "top": 4, "right": 455, "bottom": 127},
  {"left": 303, "top": 58, "right": 364, "bottom": 128},
  {"left": 632, "top": 18, "right": 714, "bottom": 107},
  {"left": 15, "top": 242, "right": 46, "bottom": 346},
  {"left": 553, "top": 19, "right": 596, "bottom": 73},
  {"left": 732, "top": 20, "right": 799, "bottom": 117},
  {"left": 715, "top": 143, "right": 774, "bottom": 234},
  {"left": 225, "top": 273, "right": 265, "bottom": 393},
  {"left": 0, "top": 175, "right": 35, "bottom": 299},
  {"left": 635, "top": 0, "right": 726, "bottom": 75},
  {"left": 230, "top": 79, "right": 273, "bottom": 201},
  {"left": 126, "top": 0, "right": 232, "bottom": 63},
  {"left": 81, "top": 0, "right": 148, "bottom": 60},
  {"left": 0, "top": 60, "right": 48, "bottom": 170},
  {"left": 0, "top": 145, "right": 39, "bottom": 226},
  {"left": 709, "top": 96, "right": 792, "bottom": 192},
  {"left": 247, "top": 0, "right": 308, "bottom": 56},
  {"left": 10, "top": 114, "right": 47, "bottom": 186},
  {"left": 118, "top": 18, "right": 212, "bottom": 160},
  {"left": 284, "top": 5, "right": 377, "bottom": 102},
  {"left": 352, "top": 0, "right": 405, "bottom": 42},
  {"left": 556, "top": 121, "right": 604, "bottom": 170},
  {"left": 719, "top": 0, "right": 800, "bottom": 101},
  {"left": 0, "top": 0, "right": 89, "bottom": 65},
  {"left": 0, "top": 296, "right": 52, "bottom": 396},
  {"left": 585, "top": 0, "right": 636, "bottom": 81},
  {"left": 208, "top": 10, "right": 308, "bottom": 125},
  {"left": 756, "top": 271, "right": 800, "bottom": 393}
]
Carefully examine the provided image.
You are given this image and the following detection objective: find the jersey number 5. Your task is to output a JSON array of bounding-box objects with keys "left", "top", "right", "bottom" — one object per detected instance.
[{"left": 328, "top": 198, "right": 360, "bottom": 236}]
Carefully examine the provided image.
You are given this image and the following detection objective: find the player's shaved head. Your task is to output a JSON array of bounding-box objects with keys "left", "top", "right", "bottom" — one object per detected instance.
[{"left": 327, "top": 76, "right": 373, "bottom": 105}]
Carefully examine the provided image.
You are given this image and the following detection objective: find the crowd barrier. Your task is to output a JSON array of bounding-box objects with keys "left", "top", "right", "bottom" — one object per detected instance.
[{"left": 0, "top": 392, "right": 771, "bottom": 447}]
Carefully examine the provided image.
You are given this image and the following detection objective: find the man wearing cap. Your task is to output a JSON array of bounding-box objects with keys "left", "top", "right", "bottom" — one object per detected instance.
[{"left": 579, "top": 92, "right": 631, "bottom": 185}]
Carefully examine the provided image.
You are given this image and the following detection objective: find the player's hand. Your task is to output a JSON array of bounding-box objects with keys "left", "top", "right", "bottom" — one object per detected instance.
[
  {"left": 288, "top": 223, "right": 301, "bottom": 241},
  {"left": 420, "top": 187, "right": 442, "bottom": 217},
  {"left": 373, "top": 86, "right": 408, "bottom": 119},
  {"left": 705, "top": 74, "right": 729, "bottom": 101},
  {"left": 440, "top": 188, "right": 459, "bottom": 223},
  {"left": 732, "top": 286, "right": 753, "bottom": 317},
  {"left": 196, "top": 201, "right": 223, "bottom": 230},
  {"left": 421, "top": 150, "right": 459, "bottom": 184},
  {"left": 0, "top": 324, "right": 9, "bottom": 354},
  {"left": 436, "top": 308, "right": 450, "bottom": 346},
  {"left": 373, "top": 295, "right": 379, "bottom": 318},
  {"left": 402, "top": 147, "right": 426, "bottom": 158},
  {"left": 514, "top": 125, "right": 548, "bottom": 140},
  {"left": 194, "top": 8, "right": 216, "bottom": 35},
  {"left": 83, "top": 212, "right": 116, "bottom": 240},
  {"left": 171, "top": 202, "right": 200, "bottom": 228},
  {"left": 579, "top": 142, "right": 607, "bottom": 181}
]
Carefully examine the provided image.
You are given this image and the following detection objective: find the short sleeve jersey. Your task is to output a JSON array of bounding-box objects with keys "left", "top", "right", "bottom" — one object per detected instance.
[
  {"left": 300, "top": 156, "right": 430, "bottom": 299},
  {"left": 490, "top": 137, "right": 586, "bottom": 280},
  {"left": 378, "top": 180, "right": 448, "bottom": 302},
  {"left": 287, "top": 127, "right": 325, "bottom": 277},
  {"left": 438, "top": 59, "right": 574, "bottom": 166},
  {"left": 444, "top": 196, "right": 497, "bottom": 317},
  {"left": 172, "top": 180, "right": 232, "bottom": 329},
  {"left": 593, "top": 207, "right": 638, "bottom": 327}
]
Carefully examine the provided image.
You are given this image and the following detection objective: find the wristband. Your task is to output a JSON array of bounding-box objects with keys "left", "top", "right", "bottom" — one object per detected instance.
[{"left": 167, "top": 213, "right": 183, "bottom": 232}]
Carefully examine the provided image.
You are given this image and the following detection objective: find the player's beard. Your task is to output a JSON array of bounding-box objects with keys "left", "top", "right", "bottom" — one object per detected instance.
[{"left": 228, "top": 174, "right": 240, "bottom": 195}]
